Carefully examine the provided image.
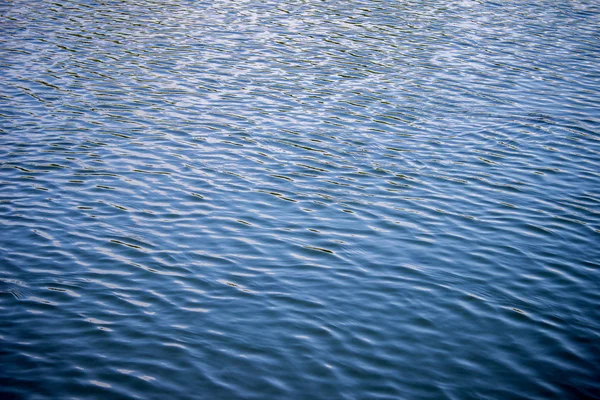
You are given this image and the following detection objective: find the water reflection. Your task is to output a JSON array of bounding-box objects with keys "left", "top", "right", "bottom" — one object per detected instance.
[{"left": 1, "top": 0, "right": 600, "bottom": 399}]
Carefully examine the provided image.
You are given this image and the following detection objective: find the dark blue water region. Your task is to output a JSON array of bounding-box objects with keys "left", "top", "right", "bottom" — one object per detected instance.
[{"left": 1, "top": 0, "right": 600, "bottom": 399}]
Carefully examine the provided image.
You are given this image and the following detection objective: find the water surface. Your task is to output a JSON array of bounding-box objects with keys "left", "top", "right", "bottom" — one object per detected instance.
[{"left": 1, "top": 0, "right": 600, "bottom": 398}]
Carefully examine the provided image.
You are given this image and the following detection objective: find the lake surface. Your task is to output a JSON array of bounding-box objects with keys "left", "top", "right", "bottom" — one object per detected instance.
[{"left": 1, "top": 0, "right": 600, "bottom": 398}]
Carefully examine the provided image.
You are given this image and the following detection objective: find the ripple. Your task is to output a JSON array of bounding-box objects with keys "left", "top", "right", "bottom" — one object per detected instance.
[{"left": 2, "top": 0, "right": 600, "bottom": 399}]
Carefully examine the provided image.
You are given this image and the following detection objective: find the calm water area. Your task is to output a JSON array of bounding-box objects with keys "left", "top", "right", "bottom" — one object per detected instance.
[{"left": 1, "top": 0, "right": 600, "bottom": 398}]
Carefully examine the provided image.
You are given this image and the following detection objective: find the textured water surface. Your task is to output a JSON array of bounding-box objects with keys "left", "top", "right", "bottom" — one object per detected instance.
[{"left": 1, "top": 0, "right": 600, "bottom": 398}]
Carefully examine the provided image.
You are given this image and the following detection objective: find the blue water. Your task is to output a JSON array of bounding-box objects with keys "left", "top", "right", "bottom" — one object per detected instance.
[{"left": 1, "top": 0, "right": 600, "bottom": 398}]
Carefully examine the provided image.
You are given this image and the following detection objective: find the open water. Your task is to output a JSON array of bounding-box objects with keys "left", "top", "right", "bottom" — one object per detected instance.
[{"left": 1, "top": 0, "right": 600, "bottom": 399}]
